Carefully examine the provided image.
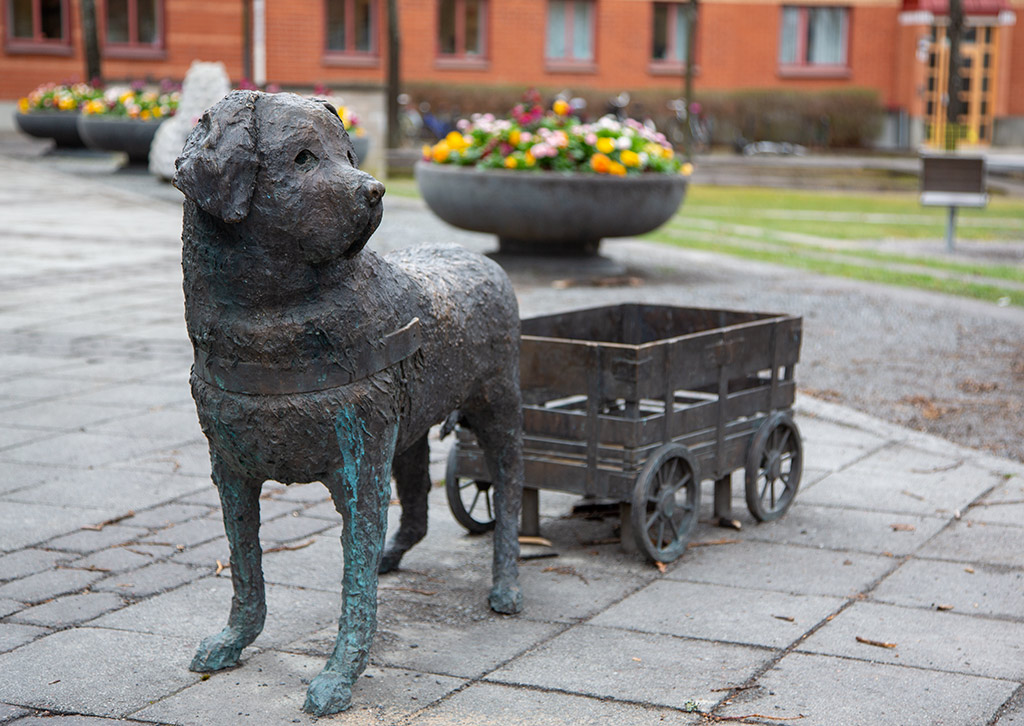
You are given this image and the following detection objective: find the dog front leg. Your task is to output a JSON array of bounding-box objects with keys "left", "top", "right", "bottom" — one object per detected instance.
[
  {"left": 190, "top": 454, "right": 266, "bottom": 672},
  {"left": 303, "top": 408, "right": 398, "bottom": 716}
]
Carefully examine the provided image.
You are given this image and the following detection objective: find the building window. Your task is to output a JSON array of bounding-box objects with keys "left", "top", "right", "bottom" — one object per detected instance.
[
  {"left": 326, "top": 0, "right": 376, "bottom": 54},
  {"left": 439, "top": 0, "right": 485, "bottom": 58},
  {"left": 778, "top": 6, "right": 848, "bottom": 68},
  {"left": 546, "top": 0, "right": 594, "bottom": 64},
  {"left": 104, "top": 0, "right": 163, "bottom": 53},
  {"left": 7, "top": 0, "right": 69, "bottom": 50},
  {"left": 652, "top": 2, "right": 691, "bottom": 64}
]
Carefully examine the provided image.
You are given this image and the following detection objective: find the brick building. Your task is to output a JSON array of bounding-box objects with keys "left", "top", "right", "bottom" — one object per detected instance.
[{"left": 2, "top": 0, "right": 1021, "bottom": 146}]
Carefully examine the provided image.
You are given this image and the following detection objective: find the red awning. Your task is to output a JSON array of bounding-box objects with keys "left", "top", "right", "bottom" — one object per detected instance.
[{"left": 902, "top": 0, "right": 1007, "bottom": 15}]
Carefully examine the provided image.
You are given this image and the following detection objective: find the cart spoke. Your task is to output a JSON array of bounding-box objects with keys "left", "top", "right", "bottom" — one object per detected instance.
[
  {"left": 775, "top": 428, "right": 792, "bottom": 455},
  {"left": 459, "top": 481, "right": 476, "bottom": 491},
  {"left": 468, "top": 489, "right": 482, "bottom": 515},
  {"left": 485, "top": 491, "right": 493, "bottom": 519},
  {"left": 666, "top": 513, "right": 681, "bottom": 540},
  {"left": 667, "top": 469, "right": 691, "bottom": 495},
  {"left": 657, "top": 519, "right": 666, "bottom": 548},
  {"left": 646, "top": 510, "right": 661, "bottom": 532}
]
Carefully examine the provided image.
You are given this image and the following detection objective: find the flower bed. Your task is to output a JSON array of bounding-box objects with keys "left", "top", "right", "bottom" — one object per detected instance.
[
  {"left": 82, "top": 83, "right": 180, "bottom": 120},
  {"left": 15, "top": 83, "right": 104, "bottom": 148},
  {"left": 422, "top": 94, "right": 691, "bottom": 177}
]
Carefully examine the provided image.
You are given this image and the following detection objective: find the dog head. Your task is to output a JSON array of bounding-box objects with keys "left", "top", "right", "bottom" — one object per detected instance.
[{"left": 174, "top": 90, "right": 385, "bottom": 262}]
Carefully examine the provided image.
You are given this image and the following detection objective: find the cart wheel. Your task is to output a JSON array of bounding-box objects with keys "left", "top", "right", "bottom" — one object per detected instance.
[
  {"left": 631, "top": 443, "right": 700, "bottom": 563},
  {"left": 745, "top": 413, "right": 803, "bottom": 522},
  {"left": 445, "top": 443, "right": 496, "bottom": 534}
]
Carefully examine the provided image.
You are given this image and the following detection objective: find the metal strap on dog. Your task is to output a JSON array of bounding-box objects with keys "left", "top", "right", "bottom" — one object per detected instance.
[{"left": 193, "top": 317, "right": 422, "bottom": 395}]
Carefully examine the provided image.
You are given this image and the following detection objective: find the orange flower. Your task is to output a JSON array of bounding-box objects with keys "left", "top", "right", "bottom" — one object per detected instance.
[
  {"left": 553, "top": 99, "right": 570, "bottom": 116},
  {"left": 432, "top": 141, "right": 451, "bottom": 163},
  {"left": 609, "top": 161, "right": 627, "bottom": 176},
  {"left": 590, "top": 153, "right": 611, "bottom": 173},
  {"left": 504, "top": 156, "right": 518, "bottom": 169}
]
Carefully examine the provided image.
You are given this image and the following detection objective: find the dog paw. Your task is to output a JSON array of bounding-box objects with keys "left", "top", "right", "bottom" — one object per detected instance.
[
  {"left": 303, "top": 670, "right": 353, "bottom": 715},
  {"left": 488, "top": 583, "right": 523, "bottom": 614},
  {"left": 378, "top": 547, "right": 404, "bottom": 574},
  {"left": 189, "top": 629, "right": 248, "bottom": 672}
]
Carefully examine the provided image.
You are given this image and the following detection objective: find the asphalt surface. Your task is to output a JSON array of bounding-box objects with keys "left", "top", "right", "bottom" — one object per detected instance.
[{"left": 0, "top": 142, "right": 1021, "bottom": 725}]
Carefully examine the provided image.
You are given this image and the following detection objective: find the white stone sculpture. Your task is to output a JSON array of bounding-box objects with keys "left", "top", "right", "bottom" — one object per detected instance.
[{"left": 149, "top": 61, "right": 231, "bottom": 181}]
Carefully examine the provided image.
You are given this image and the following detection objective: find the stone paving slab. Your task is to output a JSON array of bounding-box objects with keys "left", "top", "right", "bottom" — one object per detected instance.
[
  {"left": 591, "top": 580, "right": 843, "bottom": 649},
  {"left": 488, "top": 624, "right": 773, "bottom": 712},
  {"left": 0, "top": 704, "right": 29, "bottom": 723},
  {"left": 135, "top": 650, "right": 465, "bottom": 726},
  {"left": 0, "top": 628, "right": 200, "bottom": 717},
  {"left": 412, "top": 682, "right": 703, "bottom": 725},
  {"left": 798, "top": 600, "right": 1024, "bottom": 680},
  {"left": 917, "top": 520, "right": 1024, "bottom": 567},
  {"left": 8, "top": 592, "right": 124, "bottom": 628},
  {"left": 871, "top": 558, "right": 1024, "bottom": 619},
  {"left": 92, "top": 578, "right": 341, "bottom": 651},
  {"left": 1, "top": 469, "right": 208, "bottom": 513},
  {"left": 666, "top": 539, "right": 896, "bottom": 598},
  {"left": 716, "top": 652, "right": 1018, "bottom": 726}
]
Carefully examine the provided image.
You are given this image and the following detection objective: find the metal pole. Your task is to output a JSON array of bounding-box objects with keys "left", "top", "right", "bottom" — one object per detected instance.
[
  {"left": 946, "top": 205, "right": 957, "bottom": 252},
  {"left": 386, "top": 0, "right": 402, "bottom": 150},
  {"left": 80, "top": 0, "right": 102, "bottom": 84}
]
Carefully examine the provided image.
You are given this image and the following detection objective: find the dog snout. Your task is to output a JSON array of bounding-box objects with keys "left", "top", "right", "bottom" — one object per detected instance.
[{"left": 364, "top": 180, "right": 385, "bottom": 207}]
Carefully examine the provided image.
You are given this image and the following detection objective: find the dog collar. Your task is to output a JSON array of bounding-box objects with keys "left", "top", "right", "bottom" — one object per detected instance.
[{"left": 193, "top": 317, "right": 422, "bottom": 395}]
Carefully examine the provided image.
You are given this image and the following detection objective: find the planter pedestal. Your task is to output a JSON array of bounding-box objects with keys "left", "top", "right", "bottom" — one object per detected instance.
[{"left": 415, "top": 161, "right": 687, "bottom": 256}]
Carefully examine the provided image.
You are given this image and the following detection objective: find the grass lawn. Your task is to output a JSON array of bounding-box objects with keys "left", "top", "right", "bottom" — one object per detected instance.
[{"left": 383, "top": 176, "right": 1024, "bottom": 306}]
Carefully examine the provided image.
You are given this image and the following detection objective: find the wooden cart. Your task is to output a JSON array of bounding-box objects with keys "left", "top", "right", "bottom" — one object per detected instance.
[{"left": 446, "top": 303, "right": 804, "bottom": 563}]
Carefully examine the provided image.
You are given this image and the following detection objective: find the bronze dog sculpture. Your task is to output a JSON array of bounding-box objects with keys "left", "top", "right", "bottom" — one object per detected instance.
[{"left": 174, "top": 90, "right": 524, "bottom": 715}]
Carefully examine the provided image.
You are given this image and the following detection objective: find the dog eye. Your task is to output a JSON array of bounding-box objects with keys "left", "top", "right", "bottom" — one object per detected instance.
[{"left": 295, "top": 149, "right": 319, "bottom": 169}]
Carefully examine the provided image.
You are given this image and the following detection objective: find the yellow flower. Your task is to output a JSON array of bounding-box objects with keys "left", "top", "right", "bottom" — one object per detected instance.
[
  {"left": 509, "top": 129, "right": 521, "bottom": 146},
  {"left": 18, "top": 98, "right": 29, "bottom": 112},
  {"left": 662, "top": 145, "right": 675, "bottom": 159},
  {"left": 432, "top": 141, "right": 451, "bottom": 163},
  {"left": 422, "top": 144, "right": 433, "bottom": 160},
  {"left": 620, "top": 149, "right": 640, "bottom": 167},
  {"left": 140, "top": 110, "right": 152, "bottom": 120},
  {"left": 524, "top": 151, "right": 535, "bottom": 167},
  {"left": 84, "top": 99, "right": 105, "bottom": 115},
  {"left": 504, "top": 156, "right": 518, "bottom": 169},
  {"left": 119, "top": 91, "right": 134, "bottom": 105},
  {"left": 590, "top": 153, "right": 611, "bottom": 173},
  {"left": 680, "top": 162, "right": 694, "bottom": 176},
  {"left": 151, "top": 106, "right": 163, "bottom": 118},
  {"left": 445, "top": 130, "right": 469, "bottom": 150},
  {"left": 58, "top": 97, "right": 75, "bottom": 111},
  {"left": 609, "top": 161, "right": 627, "bottom": 176},
  {"left": 553, "top": 99, "right": 570, "bottom": 116},
  {"left": 596, "top": 137, "right": 615, "bottom": 154}
]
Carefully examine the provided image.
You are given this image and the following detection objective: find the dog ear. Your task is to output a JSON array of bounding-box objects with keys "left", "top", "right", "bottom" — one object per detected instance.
[{"left": 174, "top": 91, "right": 259, "bottom": 223}]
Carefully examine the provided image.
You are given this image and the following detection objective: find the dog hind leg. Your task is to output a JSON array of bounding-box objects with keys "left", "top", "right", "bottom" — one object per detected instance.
[
  {"left": 379, "top": 433, "right": 430, "bottom": 573},
  {"left": 190, "top": 454, "right": 266, "bottom": 672},
  {"left": 304, "top": 407, "right": 398, "bottom": 716},
  {"left": 463, "top": 376, "right": 524, "bottom": 614}
]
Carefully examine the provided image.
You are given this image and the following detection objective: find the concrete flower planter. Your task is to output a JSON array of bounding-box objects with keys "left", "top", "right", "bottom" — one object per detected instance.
[
  {"left": 14, "top": 111, "right": 87, "bottom": 148},
  {"left": 77, "top": 116, "right": 166, "bottom": 164},
  {"left": 415, "top": 161, "right": 687, "bottom": 255},
  {"left": 351, "top": 135, "right": 370, "bottom": 167}
]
